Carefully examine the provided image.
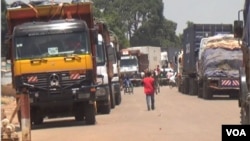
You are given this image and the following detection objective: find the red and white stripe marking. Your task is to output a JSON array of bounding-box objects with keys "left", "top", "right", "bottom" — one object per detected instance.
[
  {"left": 27, "top": 76, "right": 38, "bottom": 83},
  {"left": 232, "top": 80, "right": 239, "bottom": 86},
  {"left": 221, "top": 79, "right": 239, "bottom": 86},
  {"left": 70, "top": 73, "right": 80, "bottom": 79}
]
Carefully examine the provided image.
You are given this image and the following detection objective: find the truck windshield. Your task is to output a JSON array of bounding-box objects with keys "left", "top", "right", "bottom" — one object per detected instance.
[
  {"left": 120, "top": 58, "right": 138, "bottom": 67},
  {"left": 14, "top": 32, "right": 90, "bottom": 60},
  {"left": 96, "top": 41, "right": 105, "bottom": 65}
]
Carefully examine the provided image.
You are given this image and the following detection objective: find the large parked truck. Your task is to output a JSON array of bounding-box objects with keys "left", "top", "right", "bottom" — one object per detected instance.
[
  {"left": 119, "top": 49, "right": 148, "bottom": 86},
  {"left": 95, "top": 21, "right": 116, "bottom": 114},
  {"left": 119, "top": 46, "right": 161, "bottom": 86},
  {"left": 197, "top": 34, "right": 242, "bottom": 99},
  {"left": 109, "top": 33, "right": 122, "bottom": 106},
  {"left": 234, "top": 0, "right": 250, "bottom": 124},
  {"left": 180, "top": 24, "right": 233, "bottom": 95},
  {"left": 176, "top": 50, "right": 183, "bottom": 91},
  {"left": 6, "top": 1, "right": 98, "bottom": 129}
]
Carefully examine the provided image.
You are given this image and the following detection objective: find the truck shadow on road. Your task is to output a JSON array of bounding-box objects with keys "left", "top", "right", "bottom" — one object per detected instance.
[
  {"left": 199, "top": 95, "right": 238, "bottom": 101},
  {"left": 16, "top": 119, "right": 93, "bottom": 131}
]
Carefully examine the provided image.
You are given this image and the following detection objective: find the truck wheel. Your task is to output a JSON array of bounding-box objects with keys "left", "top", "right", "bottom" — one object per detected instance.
[
  {"left": 188, "top": 78, "right": 194, "bottom": 95},
  {"left": 197, "top": 81, "right": 203, "bottom": 98},
  {"left": 97, "top": 101, "right": 111, "bottom": 114},
  {"left": 203, "top": 80, "right": 211, "bottom": 99},
  {"left": 84, "top": 103, "right": 96, "bottom": 125},
  {"left": 198, "top": 87, "right": 203, "bottom": 98},
  {"left": 115, "top": 92, "right": 122, "bottom": 105},
  {"left": 74, "top": 103, "right": 84, "bottom": 121},
  {"left": 183, "top": 78, "right": 189, "bottom": 94},
  {"left": 109, "top": 85, "right": 116, "bottom": 109},
  {"left": 110, "top": 92, "right": 116, "bottom": 109},
  {"left": 193, "top": 80, "right": 198, "bottom": 95},
  {"left": 180, "top": 83, "right": 184, "bottom": 93},
  {"left": 32, "top": 115, "right": 43, "bottom": 125},
  {"left": 32, "top": 108, "right": 44, "bottom": 125},
  {"left": 240, "top": 105, "right": 250, "bottom": 124}
]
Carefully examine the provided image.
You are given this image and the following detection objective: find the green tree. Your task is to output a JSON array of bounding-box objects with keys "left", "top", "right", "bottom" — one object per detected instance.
[
  {"left": 92, "top": 0, "right": 181, "bottom": 49},
  {"left": 93, "top": 0, "right": 130, "bottom": 48}
]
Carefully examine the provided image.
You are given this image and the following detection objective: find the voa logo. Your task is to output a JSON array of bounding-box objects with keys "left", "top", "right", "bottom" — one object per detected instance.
[{"left": 226, "top": 129, "right": 247, "bottom": 136}]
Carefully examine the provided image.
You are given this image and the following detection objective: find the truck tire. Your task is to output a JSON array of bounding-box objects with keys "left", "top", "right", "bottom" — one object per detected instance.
[
  {"left": 183, "top": 77, "right": 189, "bottom": 94},
  {"left": 109, "top": 82, "right": 116, "bottom": 109},
  {"left": 115, "top": 92, "right": 122, "bottom": 105},
  {"left": 74, "top": 102, "right": 84, "bottom": 121},
  {"left": 97, "top": 101, "right": 111, "bottom": 114},
  {"left": 198, "top": 87, "right": 203, "bottom": 98},
  {"left": 178, "top": 79, "right": 182, "bottom": 93},
  {"left": 188, "top": 78, "right": 194, "bottom": 95},
  {"left": 193, "top": 80, "right": 198, "bottom": 95},
  {"left": 203, "top": 80, "right": 212, "bottom": 99},
  {"left": 84, "top": 103, "right": 96, "bottom": 125},
  {"left": 197, "top": 81, "right": 203, "bottom": 98},
  {"left": 240, "top": 104, "right": 250, "bottom": 124},
  {"left": 32, "top": 108, "right": 43, "bottom": 125},
  {"left": 110, "top": 91, "right": 116, "bottom": 109}
]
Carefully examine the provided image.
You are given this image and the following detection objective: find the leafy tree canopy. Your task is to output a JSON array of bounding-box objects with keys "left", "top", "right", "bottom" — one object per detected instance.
[{"left": 92, "top": 0, "right": 181, "bottom": 49}]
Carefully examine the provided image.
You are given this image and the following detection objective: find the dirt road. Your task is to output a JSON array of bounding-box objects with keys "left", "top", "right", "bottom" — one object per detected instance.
[{"left": 15, "top": 86, "right": 240, "bottom": 141}]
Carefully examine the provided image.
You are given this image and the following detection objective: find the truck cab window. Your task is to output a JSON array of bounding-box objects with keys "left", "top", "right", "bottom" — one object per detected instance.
[{"left": 14, "top": 32, "right": 90, "bottom": 60}]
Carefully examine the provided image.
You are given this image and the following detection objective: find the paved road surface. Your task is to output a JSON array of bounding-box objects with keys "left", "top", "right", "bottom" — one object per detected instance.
[{"left": 17, "top": 86, "right": 240, "bottom": 141}]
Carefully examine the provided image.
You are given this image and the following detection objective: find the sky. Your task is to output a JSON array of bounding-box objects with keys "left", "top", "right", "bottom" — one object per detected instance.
[
  {"left": 6, "top": 0, "right": 245, "bottom": 34},
  {"left": 163, "top": 0, "right": 245, "bottom": 34}
]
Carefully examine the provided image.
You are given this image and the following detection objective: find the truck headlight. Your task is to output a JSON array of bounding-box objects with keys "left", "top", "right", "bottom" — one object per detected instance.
[
  {"left": 97, "top": 75, "right": 104, "bottom": 84},
  {"left": 96, "top": 87, "right": 106, "bottom": 96}
]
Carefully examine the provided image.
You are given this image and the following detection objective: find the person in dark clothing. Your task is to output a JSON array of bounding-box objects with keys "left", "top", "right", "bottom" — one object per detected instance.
[
  {"left": 123, "top": 76, "right": 133, "bottom": 94},
  {"left": 142, "top": 71, "right": 155, "bottom": 111}
]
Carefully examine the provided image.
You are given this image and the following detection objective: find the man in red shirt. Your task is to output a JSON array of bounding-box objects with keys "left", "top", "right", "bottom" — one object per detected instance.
[{"left": 142, "top": 71, "right": 155, "bottom": 111}]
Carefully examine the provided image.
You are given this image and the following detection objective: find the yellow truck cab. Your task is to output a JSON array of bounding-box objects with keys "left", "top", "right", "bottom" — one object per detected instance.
[{"left": 6, "top": 2, "right": 97, "bottom": 126}]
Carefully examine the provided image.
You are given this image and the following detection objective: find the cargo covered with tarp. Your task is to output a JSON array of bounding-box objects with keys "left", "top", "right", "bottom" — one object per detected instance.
[{"left": 200, "top": 34, "right": 243, "bottom": 78}]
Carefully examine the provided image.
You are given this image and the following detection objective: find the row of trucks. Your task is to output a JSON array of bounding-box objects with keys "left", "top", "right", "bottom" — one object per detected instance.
[
  {"left": 119, "top": 46, "right": 161, "bottom": 87},
  {"left": 3, "top": 1, "right": 122, "bottom": 140},
  {"left": 177, "top": 23, "right": 243, "bottom": 100},
  {"left": 234, "top": 0, "right": 250, "bottom": 124}
]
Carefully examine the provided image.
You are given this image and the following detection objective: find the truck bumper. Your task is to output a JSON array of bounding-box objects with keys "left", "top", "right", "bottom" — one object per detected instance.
[{"left": 29, "top": 86, "right": 96, "bottom": 106}]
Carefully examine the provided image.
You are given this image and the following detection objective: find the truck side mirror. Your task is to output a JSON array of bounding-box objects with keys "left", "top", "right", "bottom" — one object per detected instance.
[{"left": 234, "top": 20, "right": 243, "bottom": 38}]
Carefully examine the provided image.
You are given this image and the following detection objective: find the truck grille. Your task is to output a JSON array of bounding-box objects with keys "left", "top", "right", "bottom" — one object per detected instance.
[{"left": 23, "top": 72, "right": 84, "bottom": 91}]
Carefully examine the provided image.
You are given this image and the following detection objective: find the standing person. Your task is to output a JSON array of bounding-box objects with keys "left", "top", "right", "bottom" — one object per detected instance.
[
  {"left": 156, "top": 65, "right": 161, "bottom": 75},
  {"left": 123, "top": 76, "right": 133, "bottom": 94},
  {"left": 142, "top": 71, "right": 155, "bottom": 111}
]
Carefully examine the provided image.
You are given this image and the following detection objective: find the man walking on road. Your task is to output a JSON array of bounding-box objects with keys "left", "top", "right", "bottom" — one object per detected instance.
[{"left": 142, "top": 71, "right": 155, "bottom": 111}]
